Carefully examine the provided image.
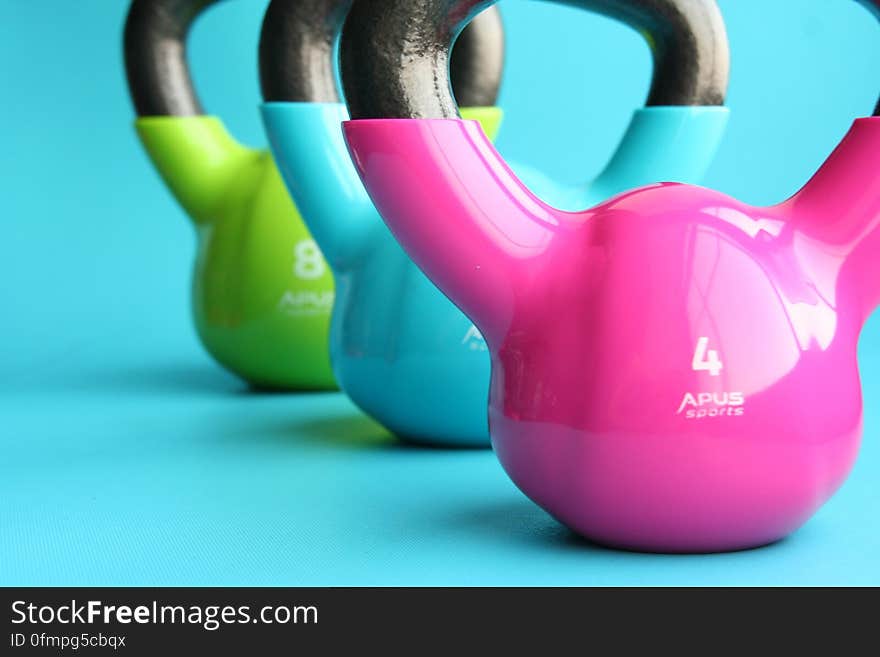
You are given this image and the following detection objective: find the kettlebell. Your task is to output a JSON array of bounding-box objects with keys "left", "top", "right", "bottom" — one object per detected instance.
[
  {"left": 262, "top": 0, "right": 729, "bottom": 446},
  {"left": 342, "top": 0, "right": 880, "bottom": 552},
  {"left": 259, "top": 0, "right": 506, "bottom": 445},
  {"left": 124, "top": 0, "right": 335, "bottom": 389}
]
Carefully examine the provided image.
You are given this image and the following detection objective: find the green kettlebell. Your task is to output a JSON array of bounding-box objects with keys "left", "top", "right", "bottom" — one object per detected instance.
[{"left": 124, "top": 0, "right": 335, "bottom": 389}]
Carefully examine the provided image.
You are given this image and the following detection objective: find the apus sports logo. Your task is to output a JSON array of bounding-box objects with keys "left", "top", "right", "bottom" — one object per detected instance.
[
  {"left": 676, "top": 337, "right": 745, "bottom": 419},
  {"left": 277, "top": 290, "right": 334, "bottom": 317},
  {"left": 676, "top": 391, "right": 745, "bottom": 418}
]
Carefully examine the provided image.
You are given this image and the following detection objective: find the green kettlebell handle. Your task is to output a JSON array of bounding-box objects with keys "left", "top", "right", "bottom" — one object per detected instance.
[
  {"left": 124, "top": 0, "right": 261, "bottom": 224},
  {"left": 125, "top": 0, "right": 233, "bottom": 116}
]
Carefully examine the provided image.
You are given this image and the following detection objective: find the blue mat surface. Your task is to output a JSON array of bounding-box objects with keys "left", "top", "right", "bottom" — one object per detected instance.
[{"left": 2, "top": 317, "right": 879, "bottom": 586}]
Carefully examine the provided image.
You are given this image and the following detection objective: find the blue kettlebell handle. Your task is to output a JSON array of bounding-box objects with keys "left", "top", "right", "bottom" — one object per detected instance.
[{"left": 259, "top": 1, "right": 506, "bottom": 269}]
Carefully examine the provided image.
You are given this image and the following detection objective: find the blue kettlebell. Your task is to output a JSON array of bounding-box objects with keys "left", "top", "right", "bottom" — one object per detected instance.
[{"left": 260, "top": 0, "right": 730, "bottom": 446}]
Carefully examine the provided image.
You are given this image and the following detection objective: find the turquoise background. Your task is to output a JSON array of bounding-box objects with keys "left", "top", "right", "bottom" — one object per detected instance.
[{"left": 2, "top": 0, "right": 879, "bottom": 585}]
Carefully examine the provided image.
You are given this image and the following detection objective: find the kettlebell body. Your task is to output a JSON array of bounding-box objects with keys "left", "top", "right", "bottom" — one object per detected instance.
[
  {"left": 345, "top": 116, "right": 880, "bottom": 551},
  {"left": 263, "top": 0, "right": 728, "bottom": 444},
  {"left": 126, "top": 0, "right": 335, "bottom": 390},
  {"left": 342, "top": 0, "right": 880, "bottom": 551}
]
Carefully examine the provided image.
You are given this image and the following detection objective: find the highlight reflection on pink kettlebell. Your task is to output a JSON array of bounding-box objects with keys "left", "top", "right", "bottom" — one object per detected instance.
[{"left": 341, "top": 0, "right": 880, "bottom": 552}]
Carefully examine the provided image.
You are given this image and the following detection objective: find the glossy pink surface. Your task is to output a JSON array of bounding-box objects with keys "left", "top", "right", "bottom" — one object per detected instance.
[{"left": 344, "top": 117, "right": 880, "bottom": 552}]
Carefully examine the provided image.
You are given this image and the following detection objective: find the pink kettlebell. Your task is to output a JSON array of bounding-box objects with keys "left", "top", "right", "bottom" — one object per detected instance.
[{"left": 340, "top": 0, "right": 880, "bottom": 552}]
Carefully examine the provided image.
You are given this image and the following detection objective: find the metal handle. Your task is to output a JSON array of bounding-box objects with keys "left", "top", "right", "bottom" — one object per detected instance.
[
  {"left": 341, "top": 0, "right": 730, "bottom": 120},
  {"left": 259, "top": 0, "right": 505, "bottom": 106}
]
